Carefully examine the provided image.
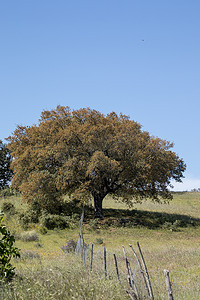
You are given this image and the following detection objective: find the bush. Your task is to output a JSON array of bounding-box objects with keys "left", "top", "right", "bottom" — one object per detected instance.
[
  {"left": 71, "top": 213, "right": 80, "bottom": 221},
  {"left": 59, "top": 200, "right": 81, "bottom": 215},
  {"left": 28, "top": 200, "right": 42, "bottom": 221},
  {"left": 162, "top": 220, "right": 181, "bottom": 231},
  {"left": 0, "top": 214, "right": 20, "bottom": 280},
  {"left": 18, "top": 200, "right": 45, "bottom": 229},
  {"left": 1, "top": 202, "right": 16, "bottom": 215},
  {"left": 40, "top": 214, "right": 70, "bottom": 230},
  {"left": 89, "top": 219, "right": 99, "bottom": 230},
  {"left": 0, "top": 188, "right": 19, "bottom": 198},
  {"left": 61, "top": 240, "right": 77, "bottom": 253},
  {"left": 20, "top": 231, "right": 39, "bottom": 242},
  {"left": 18, "top": 210, "right": 40, "bottom": 229},
  {"left": 18, "top": 213, "right": 30, "bottom": 230},
  {"left": 39, "top": 225, "right": 48, "bottom": 235}
]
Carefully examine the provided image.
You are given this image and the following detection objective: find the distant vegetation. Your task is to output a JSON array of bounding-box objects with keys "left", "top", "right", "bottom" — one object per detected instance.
[
  {"left": 190, "top": 188, "right": 200, "bottom": 192},
  {"left": 0, "top": 140, "right": 12, "bottom": 190}
]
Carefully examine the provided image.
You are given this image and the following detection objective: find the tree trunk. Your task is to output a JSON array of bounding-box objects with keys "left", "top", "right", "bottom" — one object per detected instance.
[{"left": 93, "top": 192, "right": 105, "bottom": 218}]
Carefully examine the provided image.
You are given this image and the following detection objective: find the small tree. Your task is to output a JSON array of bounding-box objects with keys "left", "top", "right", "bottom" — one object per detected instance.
[
  {"left": 0, "top": 214, "right": 20, "bottom": 280},
  {"left": 0, "top": 140, "right": 12, "bottom": 190},
  {"left": 7, "top": 106, "right": 186, "bottom": 218}
]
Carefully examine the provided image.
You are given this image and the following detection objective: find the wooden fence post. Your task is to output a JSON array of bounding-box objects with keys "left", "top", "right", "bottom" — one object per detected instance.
[
  {"left": 122, "top": 246, "right": 139, "bottom": 299},
  {"left": 104, "top": 247, "right": 107, "bottom": 278},
  {"left": 164, "top": 269, "right": 174, "bottom": 300},
  {"left": 113, "top": 253, "right": 120, "bottom": 281},
  {"left": 129, "top": 244, "right": 150, "bottom": 298},
  {"left": 90, "top": 244, "right": 94, "bottom": 271},
  {"left": 137, "top": 242, "right": 154, "bottom": 300}
]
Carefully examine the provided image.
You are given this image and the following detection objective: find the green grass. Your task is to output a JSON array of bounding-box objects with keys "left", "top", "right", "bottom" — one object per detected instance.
[
  {"left": 103, "top": 191, "right": 200, "bottom": 218},
  {"left": 1, "top": 192, "right": 200, "bottom": 299},
  {"left": 1, "top": 255, "right": 127, "bottom": 300}
]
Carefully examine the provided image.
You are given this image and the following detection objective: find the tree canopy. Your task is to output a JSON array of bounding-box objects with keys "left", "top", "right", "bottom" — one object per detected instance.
[
  {"left": 7, "top": 106, "right": 186, "bottom": 217},
  {"left": 0, "top": 140, "right": 12, "bottom": 190}
]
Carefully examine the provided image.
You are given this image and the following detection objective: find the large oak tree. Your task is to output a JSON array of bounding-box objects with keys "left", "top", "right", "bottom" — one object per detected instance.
[{"left": 7, "top": 106, "right": 186, "bottom": 217}]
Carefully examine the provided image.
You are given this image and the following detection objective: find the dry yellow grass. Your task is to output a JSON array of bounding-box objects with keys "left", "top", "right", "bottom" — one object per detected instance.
[{"left": 1, "top": 192, "right": 200, "bottom": 299}]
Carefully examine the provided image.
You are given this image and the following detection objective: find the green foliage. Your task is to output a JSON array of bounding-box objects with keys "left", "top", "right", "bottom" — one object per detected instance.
[
  {"left": 38, "top": 225, "right": 48, "bottom": 235},
  {"left": 60, "top": 199, "right": 82, "bottom": 216},
  {"left": 1, "top": 201, "right": 16, "bottom": 215},
  {"left": 0, "top": 187, "right": 19, "bottom": 198},
  {"left": 18, "top": 212, "right": 38, "bottom": 230},
  {"left": 18, "top": 199, "right": 44, "bottom": 229},
  {"left": 89, "top": 219, "right": 99, "bottom": 230},
  {"left": 40, "top": 213, "right": 71, "bottom": 230},
  {"left": 162, "top": 219, "right": 182, "bottom": 231},
  {"left": 28, "top": 200, "right": 42, "bottom": 219},
  {"left": 0, "top": 214, "right": 20, "bottom": 281},
  {"left": 0, "top": 141, "right": 12, "bottom": 190},
  {"left": 17, "top": 199, "right": 81, "bottom": 229}
]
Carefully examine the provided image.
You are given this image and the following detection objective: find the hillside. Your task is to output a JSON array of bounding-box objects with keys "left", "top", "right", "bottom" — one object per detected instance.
[{"left": 0, "top": 192, "right": 200, "bottom": 299}]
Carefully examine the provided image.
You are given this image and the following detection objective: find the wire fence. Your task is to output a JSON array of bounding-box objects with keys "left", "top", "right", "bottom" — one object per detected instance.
[
  {"left": 76, "top": 244, "right": 200, "bottom": 299},
  {"left": 75, "top": 209, "right": 154, "bottom": 299},
  {"left": 74, "top": 209, "right": 200, "bottom": 299}
]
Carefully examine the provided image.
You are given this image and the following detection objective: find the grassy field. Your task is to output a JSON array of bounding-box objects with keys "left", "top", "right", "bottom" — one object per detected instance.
[{"left": 1, "top": 192, "right": 200, "bottom": 299}]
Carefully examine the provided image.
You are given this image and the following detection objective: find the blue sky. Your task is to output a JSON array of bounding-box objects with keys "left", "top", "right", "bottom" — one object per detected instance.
[{"left": 1, "top": 1, "right": 200, "bottom": 191}]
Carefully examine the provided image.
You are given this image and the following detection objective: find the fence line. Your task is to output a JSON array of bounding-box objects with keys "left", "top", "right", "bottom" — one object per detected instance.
[
  {"left": 76, "top": 238, "right": 155, "bottom": 299},
  {"left": 73, "top": 211, "right": 198, "bottom": 299}
]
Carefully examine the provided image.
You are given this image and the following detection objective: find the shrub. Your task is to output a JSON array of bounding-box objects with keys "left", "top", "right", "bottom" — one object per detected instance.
[
  {"left": 18, "top": 200, "right": 45, "bottom": 229},
  {"left": 171, "top": 220, "right": 181, "bottom": 231},
  {"left": 162, "top": 220, "right": 181, "bottom": 231},
  {"left": 71, "top": 213, "right": 80, "bottom": 221},
  {"left": 89, "top": 219, "right": 99, "bottom": 230},
  {"left": 40, "top": 213, "right": 70, "bottom": 230},
  {"left": 18, "top": 210, "right": 39, "bottom": 229},
  {"left": 61, "top": 240, "right": 77, "bottom": 253},
  {"left": 27, "top": 202, "right": 41, "bottom": 222},
  {"left": 68, "top": 215, "right": 79, "bottom": 229},
  {"left": 162, "top": 221, "right": 172, "bottom": 230},
  {"left": 1, "top": 201, "right": 16, "bottom": 215},
  {"left": 59, "top": 199, "right": 81, "bottom": 215},
  {"left": 20, "top": 231, "right": 39, "bottom": 242},
  {"left": 18, "top": 213, "right": 30, "bottom": 230},
  {"left": 0, "top": 213, "right": 20, "bottom": 280},
  {"left": 39, "top": 225, "right": 48, "bottom": 235},
  {"left": 0, "top": 188, "right": 19, "bottom": 198}
]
